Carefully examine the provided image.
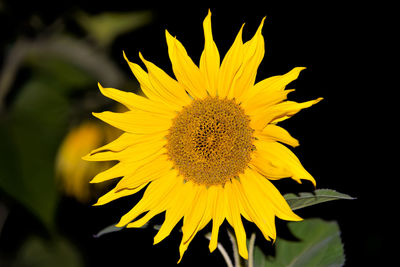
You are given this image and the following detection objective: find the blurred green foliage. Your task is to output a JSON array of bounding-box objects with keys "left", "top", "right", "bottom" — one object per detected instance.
[
  {"left": 0, "top": 8, "right": 150, "bottom": 266},
  {"left": 76, "top": 10, "right": 152, "bottom": 48},
  {"left": 0, "top": 8, "right": 150, "bottom": 230},
  {"left": 8, "top": 235, "right": 83, "bottom": 267},
  {"left": 0, "top": 77, "right": 69, "bottom": 229}
]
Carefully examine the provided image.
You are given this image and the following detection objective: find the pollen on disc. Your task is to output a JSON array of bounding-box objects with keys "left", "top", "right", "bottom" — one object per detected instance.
[{"left": 166, "top": 97, "right": 255, "bottom": 186}]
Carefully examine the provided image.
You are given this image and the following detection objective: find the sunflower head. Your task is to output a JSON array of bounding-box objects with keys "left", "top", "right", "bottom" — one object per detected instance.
[
  {"left": 166, "top": 96, "right": 255, "bottom": 186},
  {"left": 84, "top": 9, "right": 322, "bottom": 263}
]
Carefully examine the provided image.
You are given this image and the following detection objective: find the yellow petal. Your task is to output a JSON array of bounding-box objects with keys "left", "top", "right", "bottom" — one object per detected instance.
[
  {"left": 88, "top": 132, "right": 164, "bottom": 156},
  {"left": 178, "top": 185, "right": 210, "bottom": 263},
  {"left": 153, "top": 180, "right": 197, "bottom": 245},
  {"left": 89, "top": 143, "right": 166, "bottom": 184},
  {"left": 233, "top": 183, "right": 251, "bottom": 223},
  {"left": 208, "top": 185, "right": 226, "bottom": 252},
  {"left": 233, "top": 17, "right": 266, "bottom": 102},
  {"left": 224, "top": 181, "right": 248, "bottom": 259},
  {"left": 98, "top": 83, "right": 175, "bottom": 116},
  {"left": 115, "top": 155, "right": 172, "bottom": 191},
  {"left": 93, "top": 110, "right": 172, "bottom": 135},
  {"left": 123, "top": 51, "right": 177, "bottom": 110},
  {"left": 270, "top": 98, "right": 323, "bottom": 124},
  {"left": 250, "top": 97, "right": 323, "bottom": 130},
  {"left": 200, "top": 187, "right": 217, "bottom": 232},
  {"left": 93, "top": 183, "right": 148, "bottom": 206},
  {"left": 244, "top": 89, "right": 294, "bottom": 114},
  {"left": 181, "top": 186, "right": 208, "bottom": 243},
  {"left": 258, "top": 124, "right": 299, "bottom": 147},
  {"left": 126, "top": 172, "right": 180, "bottom": 229},
  {"left": 89, "top": 162, "right": 125, "bottom": 183},
  {"left": 126, "top": 171, "right": 181, "bottom": 229},
  {"left": 87, "top": 133, "right": 130, "bottom": 156},
  {"left": 199, "top": 9, "right": 220, "bottom": 97},
  {"left": 83, "top": 138, "right": 165, "bottom": 162},
  {"left": 126, "top": 200, "right": 167, "bottom": 228},
  {"left": 217, "top": 24, "right": 244, "bottom": 98},
  {"left": 231, "top": 177, "right": 273, "bottom": 241},
  {"left": 165, "top": 30, "right": 208, "bottom": 99},
  {"left": 246, "top": 169, "right": 302, "bottom": 222},
  {"left": 242, "top": 67, "right": 306, "bottom": 104},
  {"left": 138, "top": 52, "right": 192, "bottom": 108},
  {"left": 116, "top": 169, "right": 180, "bottom": 227},
  {"left": 249, "top": 156, "right": 291, "bottom": 180},
  {"left": 253, "top": 140, "right": 316, "bottom": 186}
]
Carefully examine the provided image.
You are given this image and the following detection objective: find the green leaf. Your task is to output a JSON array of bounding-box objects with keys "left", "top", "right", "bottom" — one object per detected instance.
[
  {"left": 254, "top": 245, "right": 269, "bottom": 267},
  {"left": 0, "top": 80, "right": 68, "bottom": 229},
  {"left": 284, "top": 189, "right": 355, "bottom": 211},
  {"left": 254, "top": 218, "right": 345, "bottom": 267}
]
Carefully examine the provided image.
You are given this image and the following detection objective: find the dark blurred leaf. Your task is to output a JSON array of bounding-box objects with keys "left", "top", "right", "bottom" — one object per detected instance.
[
  {"left": 12, "top": 235, "right": 83, "bottom": 267},
  {"left": 76, "top": 10, "right": 152, "bottom": 47},
  {"left": 25, "top": 55, "right": 95, "bottom": 93},
  {"left": 284, "top": 189, "right": 355, "bottom": 211},
  {"left": 26, "top": 35, "right": 127, "bottom": 88},
  {"left": 0, "top": 35, "right": 128, "bottom": 106},
  {"left": 254, "top": 218, "right": 345, "bottom": 267},
  {"left": 0, "top": 79, "right": 68, "bottom": 229}
]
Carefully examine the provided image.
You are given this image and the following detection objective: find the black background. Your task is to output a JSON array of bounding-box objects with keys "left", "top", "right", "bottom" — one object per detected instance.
[{"left": 0, "top": 3, "right": 388, "bottom": 266}]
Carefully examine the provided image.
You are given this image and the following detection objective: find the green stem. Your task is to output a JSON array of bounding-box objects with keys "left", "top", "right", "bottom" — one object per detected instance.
[
  {"left": 227, "top": 230, "right": 257, "bottom": 267},
  {"left": 204, "top": 233, "right": 234, "bottom": 267},
  {"left": 248, "top": 233, "right": 256, "bottom": 267},
  {"left": 227, "top": 229, "right": 241, "bottom": 267}
]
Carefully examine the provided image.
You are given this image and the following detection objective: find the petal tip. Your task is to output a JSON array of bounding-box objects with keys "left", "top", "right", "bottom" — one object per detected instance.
[
  {"left": 138, "top": 52, "right": 148, "bottom": 66},
  {"left": 258, "top": 16, "right": 267, "bottom": 32},
  {"left": 165, "top": 29, "right": 172, "bottom": 39},
  {"left": 92, "top": 201, "right": 101, "bottom": 206},
  {"left": 92, "top": 111, "right": 100, "bottom": 118},
  {"left": 122, "top": 50, "right": 129, "bottom": 61},
  {"left": 206, "top": 8, "right": 212, "bottom": 17},
  {"left": 261, "top": 16, "right": 267, "bottom": 23},
  {"left": 292, "top": 140, "right": 300, "bottom": 147},
  {"left": 115, "top": 222, "right": 125, "bottom": 228},
  {"left": 97, "top": 83, "right": 108, "bottom": 96},
  {"left": 313, "top": 97, "right": 324, "bottom": 105},
  {"left": 153, "top": 236, "right": 161, "bottom": 245},
  {"left": 291, "top": 213, "right": 303, "bottom": 222},
  {"left": 81, "top": 152, "right": 93, "bottom": 161}
]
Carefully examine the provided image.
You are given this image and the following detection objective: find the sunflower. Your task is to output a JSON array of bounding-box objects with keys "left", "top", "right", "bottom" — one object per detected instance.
[
  {"left": 56, "top": 122, "right": 107, "bottom": 203},
  {"left": 84, "top": 10, "right": 322, "bottom": 262}
]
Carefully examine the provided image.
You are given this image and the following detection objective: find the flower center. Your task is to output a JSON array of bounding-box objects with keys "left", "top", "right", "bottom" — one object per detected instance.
[{"left": 166, "top": 97, "right": 255, "bottom": 186}]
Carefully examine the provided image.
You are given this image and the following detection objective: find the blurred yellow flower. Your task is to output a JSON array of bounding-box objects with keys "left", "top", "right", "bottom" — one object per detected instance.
[
  {"left": 56, "top": 121, "right": 120, "bottom": 203},
  {"left": 85, "top": 10, "right": 322, "bottom": 262}
]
